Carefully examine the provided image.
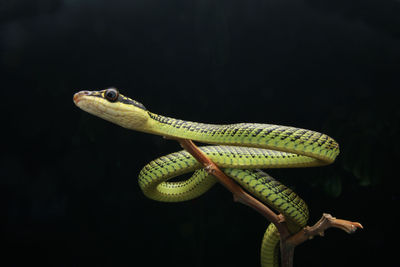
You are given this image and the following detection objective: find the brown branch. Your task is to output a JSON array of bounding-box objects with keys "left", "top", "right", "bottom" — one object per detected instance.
[
  {"left": 287, "top": 213, "right": 363, "bottom": 247},
  {"left": 171, "top": 137, "right": 363, "bottom": 267},
  {"left": 177, "top": 139, "right": 287, "bottom": 232},
  {"left": 176, "top": 138, "right": 294, "bottom": 266},
  {"left": 280, "top": 214, "right": 362, "bottom": 266}
]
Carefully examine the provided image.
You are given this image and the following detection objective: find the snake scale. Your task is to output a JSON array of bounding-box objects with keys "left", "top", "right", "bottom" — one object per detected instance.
[{"left": 73, "top": 88, "right": 339, "bottom": 267}]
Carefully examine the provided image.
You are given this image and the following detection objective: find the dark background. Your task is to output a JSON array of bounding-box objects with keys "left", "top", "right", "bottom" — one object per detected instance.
[{"left": 1, "top": 0, "right": 399, "bottom": 266}]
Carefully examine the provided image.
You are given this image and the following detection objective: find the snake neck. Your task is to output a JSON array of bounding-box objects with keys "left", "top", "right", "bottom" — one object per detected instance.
[
  {"left": 145, "top": 112, "right": 339, "bottom": 164},
  {"left": 145, "top": 112, "right": 217, "bottom": 139}
]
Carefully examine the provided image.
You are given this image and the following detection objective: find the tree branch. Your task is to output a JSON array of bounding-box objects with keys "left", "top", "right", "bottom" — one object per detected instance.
[
  {"left": 172, "top": 138, "right": 363, "bottom": 267},
  {"left": 287, "top": 213, "right": 363, "bottom": 247},
  {"left": 177, "top": 139, "right": 289, "bottom": 234}
]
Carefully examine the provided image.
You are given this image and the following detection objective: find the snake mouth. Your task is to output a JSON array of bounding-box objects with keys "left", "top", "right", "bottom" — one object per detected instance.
[{"left": 73, "top": 91, "right": 90, "bottom": 105}]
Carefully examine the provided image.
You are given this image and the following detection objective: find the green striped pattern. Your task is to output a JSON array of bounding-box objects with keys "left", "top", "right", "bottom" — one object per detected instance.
[
  {"left": 139, "top": 146, "right": 308, "bottom": 227},
  {"left": 138, "top": 146, "right": 310, "bottom": 267},
  {"left": 224, "top": 169, "right": 308, "bottom": 227},
  {"left": 148, "top": 112, "right": 339, "bottom": 164},
  {"left": 142, "top": 113, "right": 339, "bottom": 267},
  {"left": 261, "top": 223, "right": 280, "bottom": 267}
]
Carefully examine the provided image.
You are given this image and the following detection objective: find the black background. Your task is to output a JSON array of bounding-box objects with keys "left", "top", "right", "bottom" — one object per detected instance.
[{"left": 1, "top": 0, "right": 399, "bottom": 266}]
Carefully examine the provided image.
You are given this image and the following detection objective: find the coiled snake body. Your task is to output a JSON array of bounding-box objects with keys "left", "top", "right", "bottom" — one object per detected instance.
[{"left": 73, "top": 88, "right": 339, "bottom": 267}]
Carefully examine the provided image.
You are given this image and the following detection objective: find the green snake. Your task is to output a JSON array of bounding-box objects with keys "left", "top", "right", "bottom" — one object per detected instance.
[{"left": 73, "top": 88, "right": 339, "bottom": 267}]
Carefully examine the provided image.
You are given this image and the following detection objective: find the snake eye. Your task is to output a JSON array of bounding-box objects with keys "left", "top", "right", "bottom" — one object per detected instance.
[{"left": 104, "top": 88, "right": 119, "bottom": 102}]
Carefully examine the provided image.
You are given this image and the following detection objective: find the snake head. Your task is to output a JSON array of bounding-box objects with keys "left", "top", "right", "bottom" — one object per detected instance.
[{"left": 73, "top": 88, "right": 150, "bottom": 131}]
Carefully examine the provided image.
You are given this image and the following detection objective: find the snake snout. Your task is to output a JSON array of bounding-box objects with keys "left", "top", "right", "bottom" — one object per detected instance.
[{"left": 73, "top": 91, "right": 90, "bottom": 105}]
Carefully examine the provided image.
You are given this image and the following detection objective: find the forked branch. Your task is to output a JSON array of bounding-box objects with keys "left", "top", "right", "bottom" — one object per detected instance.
[
  {"left": 174, "top": 138, "right": 362, "bottom": 267},
  {"left": 287, "top": 213, "right": 363, "bottom": 247}
]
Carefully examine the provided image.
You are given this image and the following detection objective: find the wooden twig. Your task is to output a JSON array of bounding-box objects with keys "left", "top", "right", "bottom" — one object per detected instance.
[
  {"left": 176, "top": 138, "right": 295, "bottom": 265},
  {"left": 177, "top": 139, "right": 288, "bottom": 232},
  {"left": 173, "top": 138, "right": 362, "bottom": 267},
  {"left": 287, "top": 213, "right": 363, "bottom": 247},
  {"left": 280, "top": 214, "right": 362, "bottom": 267}
]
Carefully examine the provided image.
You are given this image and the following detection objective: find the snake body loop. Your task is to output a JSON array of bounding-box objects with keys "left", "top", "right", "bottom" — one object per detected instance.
[{"left": 73, "top": 89, "right": 339, "bottom": 267}]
